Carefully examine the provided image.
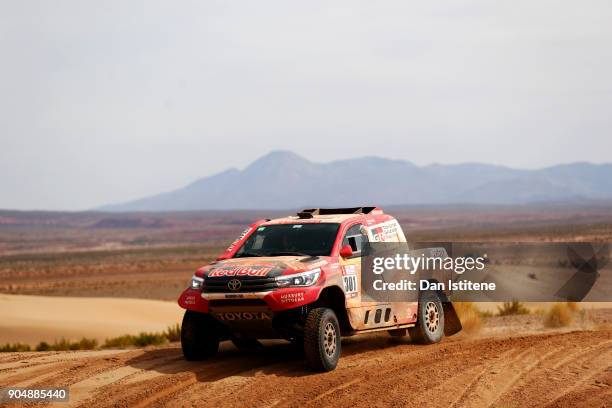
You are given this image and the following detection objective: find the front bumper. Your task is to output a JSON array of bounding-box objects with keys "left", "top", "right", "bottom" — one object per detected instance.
[{"left": 178, "top": 286, "right": 322, "bottom": 313}]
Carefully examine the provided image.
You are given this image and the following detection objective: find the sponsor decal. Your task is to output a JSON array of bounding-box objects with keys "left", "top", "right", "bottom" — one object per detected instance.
[
  {"left": 225, "top": 227, "right": 253, "bottom": 252},
  {"left": 306, "top": 260, "right": 327, "bottom": 268},
  {"left": 372, "top": 226, "right": 385, "bottom": 241},
  {"left": 208, "top": 265, "right": 273, "bottom": 277},
  {"left": 214, "top": 312, "right": 272, "bottom": 321},
  {"left": 342, "top": 264, "right": 356, "bottom": 276},
  {"left": 343, "top": 274, "right": 358, "bottom": 295},
  {"left": 280, "top": 292, "right": 305, "bottom": 303},
  {"left": 370, "top": 222, "right": 399, "bottom": 242},
  {"left": 184, "top": 295, "right": 196, "bottom": 305}
]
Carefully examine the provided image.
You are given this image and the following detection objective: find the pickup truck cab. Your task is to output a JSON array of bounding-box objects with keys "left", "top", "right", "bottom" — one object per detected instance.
[{"left": 178, "top": 207, "right": 461, "bottom": 371}]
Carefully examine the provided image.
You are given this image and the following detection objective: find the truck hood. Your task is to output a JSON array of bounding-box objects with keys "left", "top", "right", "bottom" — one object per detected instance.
[{"left": 197, "top": 256, "right": 330, "bottom": 279}]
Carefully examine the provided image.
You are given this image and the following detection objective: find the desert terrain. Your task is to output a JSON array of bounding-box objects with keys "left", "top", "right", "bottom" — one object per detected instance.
[
  {"left": 1, "top": 204, "right": 611, "bottom": 301},
  {"left": 0, "top": 321, "right": 610, "bottom": 408},
  {"left": 0, "top": 205, "right": 611, "bottom": 407},
  {"left": 0, "top": 295, "right": 182, "bottom": 346}
]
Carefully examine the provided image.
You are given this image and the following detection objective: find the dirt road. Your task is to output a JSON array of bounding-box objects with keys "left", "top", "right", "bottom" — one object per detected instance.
[{"left": 1, "top": 329, "right": 610, "bottom": 408}]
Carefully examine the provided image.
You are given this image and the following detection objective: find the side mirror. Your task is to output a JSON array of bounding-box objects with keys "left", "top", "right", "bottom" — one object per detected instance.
[{"left": 339, "top": 244, "right": 353, "bottom": 258}]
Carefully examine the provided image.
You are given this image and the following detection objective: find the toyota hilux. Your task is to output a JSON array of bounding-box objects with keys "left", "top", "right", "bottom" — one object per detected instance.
[{"left": 178, "top": 207, "right": 461, "bottom": 371}]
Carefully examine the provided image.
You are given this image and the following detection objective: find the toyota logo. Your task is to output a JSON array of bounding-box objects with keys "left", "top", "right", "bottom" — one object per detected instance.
[{"left": 227, "top": 279, "right": 241, "bottom": 291}]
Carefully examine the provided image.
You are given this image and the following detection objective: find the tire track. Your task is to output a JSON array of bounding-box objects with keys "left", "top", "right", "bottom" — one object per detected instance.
[
  {"left": 494, "top": 336, "right": 612, "bottom": 407},
  {"left": 0, "top": 329, "right": 609, "bottom": 408}
]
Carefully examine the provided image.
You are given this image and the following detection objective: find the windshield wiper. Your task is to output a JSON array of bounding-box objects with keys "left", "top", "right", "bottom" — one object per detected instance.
[{"left": 234, "top": 252, "right": 263, "bottom": 258}]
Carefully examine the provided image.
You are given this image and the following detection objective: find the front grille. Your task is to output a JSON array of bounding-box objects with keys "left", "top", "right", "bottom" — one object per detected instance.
[
  {"left": 202, "top": 277, "right": 278, "bottom": 293},
  {"left": 208, "top": 299, "right": 268, "bottom": 307}
]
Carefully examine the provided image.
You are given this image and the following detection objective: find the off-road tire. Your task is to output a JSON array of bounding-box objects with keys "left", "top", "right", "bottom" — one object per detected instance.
[
  {"left": 231, "top": 337, "right": 262, "bottom": 350},
  {"left": 181, "top": 310, "right": 219, "bottom": 360},
  {"left": 304, "top": 308, "right": 341, "bottom": 371},
  {"left": 408, "top": 290, "right": 444, "bottom": 344}
]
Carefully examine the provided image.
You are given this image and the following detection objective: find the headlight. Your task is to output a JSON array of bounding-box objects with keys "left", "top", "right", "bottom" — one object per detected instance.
[
  {"left": 275, "top": 268, "right": 321, "bottom": 287},
  {"left": 190, "top": 276, "right": 204, "bottom": 290}
]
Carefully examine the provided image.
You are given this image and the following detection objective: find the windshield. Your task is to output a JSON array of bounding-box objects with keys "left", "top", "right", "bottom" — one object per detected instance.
[{"left": 234, "top": 223, "right": 340, "bottom": 257}]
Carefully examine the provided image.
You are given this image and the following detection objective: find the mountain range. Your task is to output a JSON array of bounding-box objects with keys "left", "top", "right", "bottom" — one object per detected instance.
[{"left": 100, "top": 151, "right": 612, "bottom": 211}]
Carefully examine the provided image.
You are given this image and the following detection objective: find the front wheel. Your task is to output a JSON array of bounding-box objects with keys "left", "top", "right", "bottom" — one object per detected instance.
[
  {"left": 303, "top": 308, "right": 341, "bottom": 371},
  {"left": 181, "top": 310, "right": 219, "bottom": 360},
  {"left": 408, "top": 290, "right": 444, "bottom": 344}
]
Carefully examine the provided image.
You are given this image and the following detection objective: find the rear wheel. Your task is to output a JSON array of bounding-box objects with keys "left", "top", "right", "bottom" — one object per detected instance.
[
  {"left": 304, "top": 308, "right": 341, "bottom": 371},
  {"left": 408, "top": 290, "right": 444, "bottom": 344},
  {"left": 181, "top": 310, "right": 219, "bottom": 360}
]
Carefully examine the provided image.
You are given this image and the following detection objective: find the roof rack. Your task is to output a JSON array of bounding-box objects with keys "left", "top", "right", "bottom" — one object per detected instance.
[{"left": 297, "top": 207, "right": 379, "bottom": 219}]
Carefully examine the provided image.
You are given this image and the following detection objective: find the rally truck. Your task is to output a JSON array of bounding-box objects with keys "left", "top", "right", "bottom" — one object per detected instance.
[{"left": 178, "top": 207, "right": 462, "bottom": 371}]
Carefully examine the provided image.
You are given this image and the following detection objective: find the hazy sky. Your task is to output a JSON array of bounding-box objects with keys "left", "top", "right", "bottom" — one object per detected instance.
[{"left": 1, "top": 1, "right": 611, "bottom": 210}]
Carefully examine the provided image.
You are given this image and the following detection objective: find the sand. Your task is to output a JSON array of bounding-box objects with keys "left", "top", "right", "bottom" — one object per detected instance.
[
  {"left": 0, "top": 294, "right": 183, "bottom": 346},
  {"left": 1, "top": 327, "right": 610, "bottom": 407}
]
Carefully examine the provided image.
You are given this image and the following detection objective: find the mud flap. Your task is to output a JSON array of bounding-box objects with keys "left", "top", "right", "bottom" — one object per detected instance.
[{"left": 443, "top": 302, "right": 462, "bottom": 336}]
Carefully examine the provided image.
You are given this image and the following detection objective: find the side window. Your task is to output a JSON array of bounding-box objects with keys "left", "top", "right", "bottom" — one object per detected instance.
[{"left": 342, "top": 224, "right": 368, "bottom": 255}]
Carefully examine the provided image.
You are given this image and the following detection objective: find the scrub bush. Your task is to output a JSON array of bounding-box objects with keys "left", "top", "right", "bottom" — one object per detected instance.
[
  {"left": 544, "top": 303, "right": 574, "bottom": 328},
  {"left": 35, "top": 338, "right": 98, "bottom": 351},
  {"left": 164, "top": 324, "right": 181, "bottom": 342},
  {"left": 497, "top": 301, "right": 530, "bottom": 316},
  {"left": 103, "top": 332, "right": 168, "bottom": 348},
  {"left": 0, "top": 343, "right": 31, "bottom": 352}
]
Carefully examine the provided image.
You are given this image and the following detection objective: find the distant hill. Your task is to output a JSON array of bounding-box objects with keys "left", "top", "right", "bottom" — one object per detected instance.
[{"left": 99, "top": 151, "right": 612, "bottom": 211}]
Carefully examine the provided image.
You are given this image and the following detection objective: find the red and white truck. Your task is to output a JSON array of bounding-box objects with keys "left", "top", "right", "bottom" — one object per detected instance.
[{"left": 178, "top": 207, "right": 461, "bottom": 371}]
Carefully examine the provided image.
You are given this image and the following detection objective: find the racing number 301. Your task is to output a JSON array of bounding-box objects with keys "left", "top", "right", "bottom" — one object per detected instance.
[{"left": 343, "top": 275, "right": 357, "bottom": 293}]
